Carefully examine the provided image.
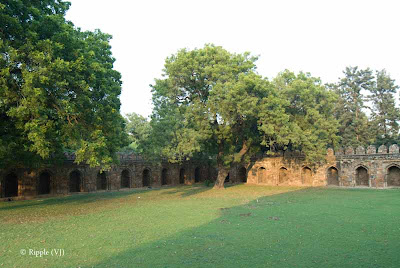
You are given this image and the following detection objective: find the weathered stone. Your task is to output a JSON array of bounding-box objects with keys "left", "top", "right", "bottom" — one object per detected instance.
[
  {"left": 378, "top": 145, "right": 387, "bottom": 154},
  {"left": 335, "top": 147, "right": 344, "bottom": 155},
  {"left": 367, "top": 145, "right": 376, "bottom": 154},
  {"left": 345, "top": 147, "right": 354, "bottom": 155},
  {"left": 356, "top": 146, "right": 365, "bottom": 155},
  {"left": 389, "top": 144, "right": 399, "bottom": 154}
]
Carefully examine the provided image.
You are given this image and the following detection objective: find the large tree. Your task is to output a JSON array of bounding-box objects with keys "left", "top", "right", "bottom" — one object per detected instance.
[
  {"left": 0, "top": 0, "right": 127, "bottom": 169},
  {"left": 333, "top": 66, "right": 374, "bottom": 147},
  {"left": 368, "top": 69, "right": 400, "bottom": 145},
  {"left": 150, "top": 45, "right": 338, "bottom": 188}
]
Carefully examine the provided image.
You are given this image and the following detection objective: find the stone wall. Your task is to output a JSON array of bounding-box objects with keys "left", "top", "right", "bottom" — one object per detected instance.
[
  {"left": 0, "top": 157, "right": 217, "bottom": 200},
  {"left": 2, "top": 145, "right": 400, "bottom": 199}
]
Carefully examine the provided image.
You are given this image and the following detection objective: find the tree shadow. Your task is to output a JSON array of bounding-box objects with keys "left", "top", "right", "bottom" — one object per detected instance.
[
  {"left": 0, "top": 187, "right": 161, "bottom": 211},
  {"left": 89, "top": 187, "right": 400, "bottom": 268}
]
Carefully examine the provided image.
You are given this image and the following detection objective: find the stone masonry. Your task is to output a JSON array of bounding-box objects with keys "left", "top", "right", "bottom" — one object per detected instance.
[{"left": 1, "top": 144, "right": 400, "bottom": 199}]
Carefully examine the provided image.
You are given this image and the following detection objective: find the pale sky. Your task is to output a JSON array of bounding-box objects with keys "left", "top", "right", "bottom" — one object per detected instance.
[{"left": 65, "top": 0, "right": 400, "bottom": 118}]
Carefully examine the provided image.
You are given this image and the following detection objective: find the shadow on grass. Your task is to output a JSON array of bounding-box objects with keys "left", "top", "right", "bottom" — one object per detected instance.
[
  {"left": 91, "top": 187, "right": 400, "bottom": 268},
  {"left": 0, "top": 187, "right": 161, "bottom": 211}
]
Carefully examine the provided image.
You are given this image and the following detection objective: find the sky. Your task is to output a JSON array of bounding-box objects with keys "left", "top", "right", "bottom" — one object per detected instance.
[{"left": 65, "top": 0, "right": 400, "bottom": 118}]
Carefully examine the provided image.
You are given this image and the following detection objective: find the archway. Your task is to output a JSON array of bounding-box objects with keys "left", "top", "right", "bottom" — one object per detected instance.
[
  {"left": 327, "top": 167, "right": 339, "bottom": 186},
  {"left": 239, "top": 167, "right": 247, "bottom": 183},
  {"left": 179, "top": 168, "right": 185, "bottom": 184},
  {"left": 38, "top": 171, "right": 51, "bottom": 195},
  {"left": 356, "top": 167, "right": 369, "bottom": 186},
  {"left": 161, "top": 168, "right": 168, "bottom": 185},
  {"left": 279, "top": 167, "right": 288, "bottom": 184},
  {"left": 69, "top": 170, "right": 81, "bottom": 193},
  {"left": 257, "top": 167, "right": 266, "bottom": 183},
  {"left": 302, "top": 167, "right": 312, "bottom": 185},
  {"left": 4, "top": 173, "right": 18, "bottom": 197},
  {"left": 121, "top": 170, "right": 130, "bottom": 188},
  {"left": 143, "top": 169, "right": 150, "bottom": 187},
  {"left": 387, "top": 166, "right": 400, "bottom": 186},
  {"left": 97, "top": 171, "right": 107, "bottom": 190},
  {"left": 194, "top": 167, "right": 201, "bottom": 183}
]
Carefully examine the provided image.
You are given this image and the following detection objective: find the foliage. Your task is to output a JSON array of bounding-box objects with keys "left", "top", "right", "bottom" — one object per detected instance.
[
  {"left": 332, "top": 66, "right": 375, "bottom": 147},
  {"left": 265, "top": 71, "right": 339, "bottom": 164},
  {"left": 123, "top": 112, "right": 151, "bottom": 153},
  {"left": 150, "top": 45, "right": 339, "bottom": 188},
  {"left": 368, "top": 69, "right": 400, "bottom": 146},
  {"left": 0, "top": 0, "right": 128, "bottom": 169}
]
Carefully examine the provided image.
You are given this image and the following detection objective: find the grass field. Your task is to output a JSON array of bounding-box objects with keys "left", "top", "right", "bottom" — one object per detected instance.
[{"left": 1, "top": 184, "right": 400, "bottom": 267}]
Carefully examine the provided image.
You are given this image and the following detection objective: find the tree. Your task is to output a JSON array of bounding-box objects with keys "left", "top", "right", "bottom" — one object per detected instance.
[
  {"left": 0, "top": 0, "right": 127, "bottom": 169},
  {"left": 150, "top": 45, "right": 338, "bottom": 188},
  {"left": 124, "top": 113, "right": 151, "bottom": 153},
  {"left": 368, "top": 69, "right": 400, "bottom": 146},
  {"left": 269, "top": 71, "right": 339, "bottom": 163},
  {"left": 333, "top": 66, "right": 374, "bottom": 147}
]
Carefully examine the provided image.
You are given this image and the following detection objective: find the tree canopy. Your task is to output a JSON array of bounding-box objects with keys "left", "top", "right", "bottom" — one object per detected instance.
[
  {"left": 149, "top": 45, "right": 339, "bottom": 188},
  {"left": 0, "top": 0, "right": 127, "bottom": 169}
]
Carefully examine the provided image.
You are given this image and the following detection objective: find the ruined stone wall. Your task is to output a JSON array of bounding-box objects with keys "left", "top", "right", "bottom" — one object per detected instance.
[
  {"left": 2, "top": 145, "right": 400, "bottom": 199},
  {"left": 335, "top": 144, "right": 400, "bottom": 188},
  {"left": 0, "top": 155, "right": 216, "bottom": 199}
]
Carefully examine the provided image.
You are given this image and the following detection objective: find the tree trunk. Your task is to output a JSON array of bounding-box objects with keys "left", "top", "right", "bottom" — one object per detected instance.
[{"left": 213, "top": 165, "right": 229, "bottom": 189}]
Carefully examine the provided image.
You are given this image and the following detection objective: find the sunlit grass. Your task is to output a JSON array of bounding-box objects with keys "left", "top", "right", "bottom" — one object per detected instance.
[{"left": 1, "top": 184, "right": 399, "bottom": 267}]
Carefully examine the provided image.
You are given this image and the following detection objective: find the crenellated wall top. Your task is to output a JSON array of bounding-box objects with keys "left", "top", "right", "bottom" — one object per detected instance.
[{"left": 332, "top": 144, "right": 400, "bottom": 156}]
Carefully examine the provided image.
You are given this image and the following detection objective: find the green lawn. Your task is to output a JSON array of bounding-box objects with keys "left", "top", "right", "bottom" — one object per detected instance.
[{"left": 1, "top": 185, "right": 400, "bottom": 267}]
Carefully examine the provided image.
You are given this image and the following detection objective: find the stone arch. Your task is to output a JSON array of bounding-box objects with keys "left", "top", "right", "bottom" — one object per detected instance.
[
  {"left": 38, "top": 170, "right": 51, "bottom": 195},
  {"left": 96, "top": 171, "right": 107, "bottom": 190},
  {"left": 4, "top": 172, "right": 18, "bottom": 197},
  {"left": 143, "top": 169, "right": 151, "bottom": 187},
  {"left": 161, "top": 168, "right": 168, "bottom": 185},
  {"left": 355, "top": 166, "right": 369, "bottom": 186},
  {"left": 194, "top": 167, "right": 201, "bottom": 183},
  {"left": 121, "top": 169, "right": 130, "bottom": 188},
  {"left": 387, "top": 165, "right": 400, "bottom": 186},
  {"left": 69, "top": 170, "right": 81, "bottom": 193},
  {"left": 239, "top": 166, "right": 247, "bottom": 183},
  {"left": 327, "top": 166, "right": 339, "bottom": 186},
  {"left": 279, "top": 167, "right": 288, "bottom": 184},
  {"left": 301, "top": 166, "right": 313, "bottom": 185},
  {"left": 257, "top": 167, "right": 266, "bottom": 184},
  {"left": 179, "top": 168, "right": 185, "bottom": 184}
]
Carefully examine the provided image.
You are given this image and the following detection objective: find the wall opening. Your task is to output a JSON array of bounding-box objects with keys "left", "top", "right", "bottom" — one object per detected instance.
[
  {"left": 4, "top": 173, "right": 18, "bottom": 197},
  {"left": 161, "top": 168, "right": 168, "bottom": 185},
  {"left": 327, "top": 167, "right": 339, "bottom": 186},
  {"left": 121, "top": 170, "right": 130, "bottom": 188},
  {"left": 302, "top": 167, "right": 312, "bottom": 184},
  {"left": 179, "top": 168, "right": 185, "bottom": 184},
  {"left": 239, "top": 167, "right": 247, "bottom": 183},
  {"left": 194, "top": 167, "right": 201, "bottom": 183},
  {"left": 97, "top": 171, "right": 107, "bottom": 190},
  {"left": 356, "top": 167, "right": 369, "bottom": 186},
  {"left": 38, "top": 171, "right": 51, "bottom": 195},
  {"left": 143, "top": 169, "right": 150, "bottom": 187},
  {"left": 258, "top": 167, "right": 266, "bottom": 183},
  {"left": 69, "top": 170, "right": 81, "bottom": 193},
  {"left": 387, "top": 166, "right": 400, "bottom": 186},
  {"left": 279, "top": 167, "right": 288, "bottom": 184}
]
